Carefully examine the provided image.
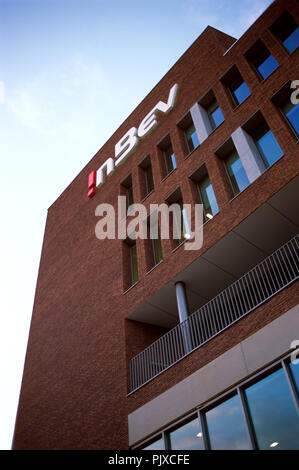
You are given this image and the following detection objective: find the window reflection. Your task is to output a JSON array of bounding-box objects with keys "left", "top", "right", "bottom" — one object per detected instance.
[
  {"left": 289, "top": 361, "right": 299, "bottom": 393},
  {"left": 225, "top": 149, "right": 250, "bottom": 195},
  {"left": 143, "top": 436, "right": 164, "bottom": 450},
  {"left": 205, "top": 394, "right": 251, "bottom": 449},
  {"left": 245, "top": 368, "right": 299, "bottom": 450},
  {"left": 169, "top": 417, "right": 204, "bottom": 450}
]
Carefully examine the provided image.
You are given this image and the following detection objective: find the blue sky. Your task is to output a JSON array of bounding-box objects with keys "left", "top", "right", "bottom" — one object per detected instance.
[{"left": 0, "top": 0, "right": 273, "bottom": 449}]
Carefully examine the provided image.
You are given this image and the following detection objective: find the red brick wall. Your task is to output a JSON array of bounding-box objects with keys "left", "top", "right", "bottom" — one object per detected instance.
[{"left": 13, "top": 0, "right": 299, "bottom": 450}]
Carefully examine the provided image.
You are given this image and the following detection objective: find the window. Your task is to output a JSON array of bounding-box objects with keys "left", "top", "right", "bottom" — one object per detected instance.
[
  {"left": 158, "top": 135, "right": 177, "bottom": 178},
  {"left": 129, "top": 243, "right": 138, "bottom": 286},
  {"left": 123, "top": 237, "right": 138, "bottom": 291},
  {"left": 199, "top": 89, "right": 225, "bottom": 131},
  {"left": 271, "top": 81, "right": 299, "bottom": 139},
  {"left": 178, "top": 112, "right": 199, "bottom": 155},
  {"left": 165, "top": 187, "right": 190, "bottom": 247},
  {"left": 245, "top": 368, "right": 299, "bottom": 450},
  {"left": 205, "top": 394, "right": 251, "bottom": 450},
  {"left": 281, "top": 100, "right": 299, "bottom": 138},
  {"left": 185, "top": 123, "right": 200, "bottom": 153},
  {"left": 221, "top": 65, "right": 251, "bottom": 107},
  {"left": 225, "top": 149, "right": 250, "bottom": 196},
  {"left": 289, "top": 361, "right": 299, "bottom": 393},
  {"left": 127, "top": 184, "right": 134, "bottom": 209},
  {"left": 242, "top": 111, "right": 284, "bottom": 168},
  {"left": 169, "top": 417, "right": 204, "bottom": 450},
  {"left": 139, "top": 155, "right": 154, "bottom": 199},
  {"left": 270, "top": 11, "right": 299, "bottom": 54},
  {"left": 145, "top": 214, "right": 163, "bottom": 270},
  {"left": 121, "top": 174, "right": 134, "bottom": 215},
  {"left": 254, "top": 128, "right": 283, "bottom": 168},
  {"left": 139, "top": 356, "right": 299, "bottom": 451},
  {"left": 164, "top": 144, "right": 176, "bottom": 175},
  {"left": 207, "top": 101, "right": 225, "bottom": 130},
  {"left": 177, "top": 198, "right": 191, "bottom": 243},
  {"left": 198, "top": 176, "right": 219, "bottom": 220},
  {"left": 245, "top": 39, "right": 279, "bottom": 81},
  {"left": 151, "top": 228, "right": 163, "bottom": 266}
]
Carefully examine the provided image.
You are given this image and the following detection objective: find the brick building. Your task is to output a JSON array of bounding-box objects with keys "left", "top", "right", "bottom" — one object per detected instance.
[{"left": 13, "top": 0, "right": 299, "bottom": 450}]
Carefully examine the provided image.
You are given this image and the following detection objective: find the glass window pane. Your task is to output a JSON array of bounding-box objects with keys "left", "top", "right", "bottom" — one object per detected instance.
[
  {"left": 206, "top": 394, "right": 251, "bottom": 450},
  {"left": 232, "top": 81, "right": 251, "bottom": 105},
  {"left": 198, "top": 177, "right": 219, "bottom": 219},
  {"left": 245, "top": 368, "right": 299, "bottom": 450},
  {"left": 185, "top": 124, "right": 199, "bottom": 152},
  {"left": 225, "top": 150, "right": 250, "bottom": 195},
  {"left": 143, "top": 437, "right": 164, "bottom": 450},
  {"left": 145, "top": 166, "right": 154, "bottom": 194},
  {"left": 152, "top": 232, "right": 163, "bottom": 265},
  {"left": 289, "top": 360, "right": 299, "bottom": 393},
  {"left": 169, "top": 417, "right": 205, "bottom": 450},
  {"left": 283, "top": 25, "right": 299, "bottom": 53},
  {"left": 164, "top": 146, "right": 176, "bottom": 174},
  {"left": 256, "top": 129, "right": 283, "bottom": 167},
  {"left": 257, "top": 54, "right": 279, "bottom": 80},
  {"left": 282, "top": 102, "right": 299, "bottom": 137},
  {"left": 130, "top": 244, "right": 138, "bottom": 285},
  {"left": 210, "top": 106, "right": 224, "bottom": 129},
  {"left": 127, "top": 185, "right": 134, "bottom": 208}
]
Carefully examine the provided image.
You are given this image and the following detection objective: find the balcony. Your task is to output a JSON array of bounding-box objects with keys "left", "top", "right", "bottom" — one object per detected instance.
[{"left": 129, "top": 235, "right": 299, "bottom": 392}]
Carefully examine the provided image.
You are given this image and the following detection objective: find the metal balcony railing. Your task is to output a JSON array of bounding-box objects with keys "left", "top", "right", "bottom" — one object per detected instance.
[{"left": 129, "top": 235, "right": 299, "bottom": 392}]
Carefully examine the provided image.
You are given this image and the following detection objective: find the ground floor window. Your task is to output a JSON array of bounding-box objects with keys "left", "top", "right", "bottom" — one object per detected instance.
[{"left": 139, "top": 353, "right": 299, "bottom": 450}]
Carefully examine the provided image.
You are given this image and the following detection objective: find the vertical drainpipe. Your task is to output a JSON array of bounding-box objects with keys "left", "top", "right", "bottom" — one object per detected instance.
[{"left": 175, "top": 282, "right": 192, "bottom": 353}]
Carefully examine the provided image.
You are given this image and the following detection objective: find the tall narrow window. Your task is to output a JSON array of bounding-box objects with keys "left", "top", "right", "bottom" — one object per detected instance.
[
  {"left": 166, "top": 187, "right": 190, "bottom": 247},
  {"left": 199, "top": 89, "right": 225, "bottom": 133},
  {"left": 123, "top": 238, "right": 139, "bottom": 291},
  {"left": 270, "top": 11, "right": 299, "bottom": 54},
  {"left": 129, "top": 242, "right": 138, "bottom": 286},
  {"left": 198, "top": 176, "right": 219, "bottom": 220},
  {"left": 221, "top": 65, "right": 251, "bottom": 107},
  {"left": 207, "top": 101, "right": 225, "bottom": 130},
  {"left": 139, "top": 155, "right": 154, "bottom": 199},
  {"left": 225, "top": 149, "right": 250, "bottom": 196},
  {"left": 148, "top": 217, "right": 163, "bottom": 267},
  {"left": 151, "top": 230, "right": 163, "bottom": 266},
  {"left": 164, "top": 143, "right": 177, "bottom": 175},
  {"left": 158, "top": 134, "right": 177, "bottom": 179},
  {"left": 185, "top": 123, "right": 200, "bottom": 153},
  {"left": 178, "top": 112, "right": 200, "bottom": 155},
  {"left": 177, "top": 199, "right": 191, "bottom": 243},
  {"left": 127, "top": 183, "right": 134, "bottom": 209},
  {"left": 145, "top": 165, "right": 154, "bottom": 195},
  {"left": 245, "top": 39, "right": 279, "bottom": 81},
  {"left": 121, "top": 174, "right": 134, "bottom": 215}
]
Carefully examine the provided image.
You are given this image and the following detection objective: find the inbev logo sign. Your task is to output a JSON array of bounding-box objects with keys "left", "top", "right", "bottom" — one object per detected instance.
[{"left": 87, "top": 84, "right": 178, "bottom": 197}]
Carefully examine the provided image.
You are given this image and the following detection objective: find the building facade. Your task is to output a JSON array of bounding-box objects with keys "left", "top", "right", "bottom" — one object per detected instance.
[{"left": 13, "top": 0, "right": 299, "bottom": 450}]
